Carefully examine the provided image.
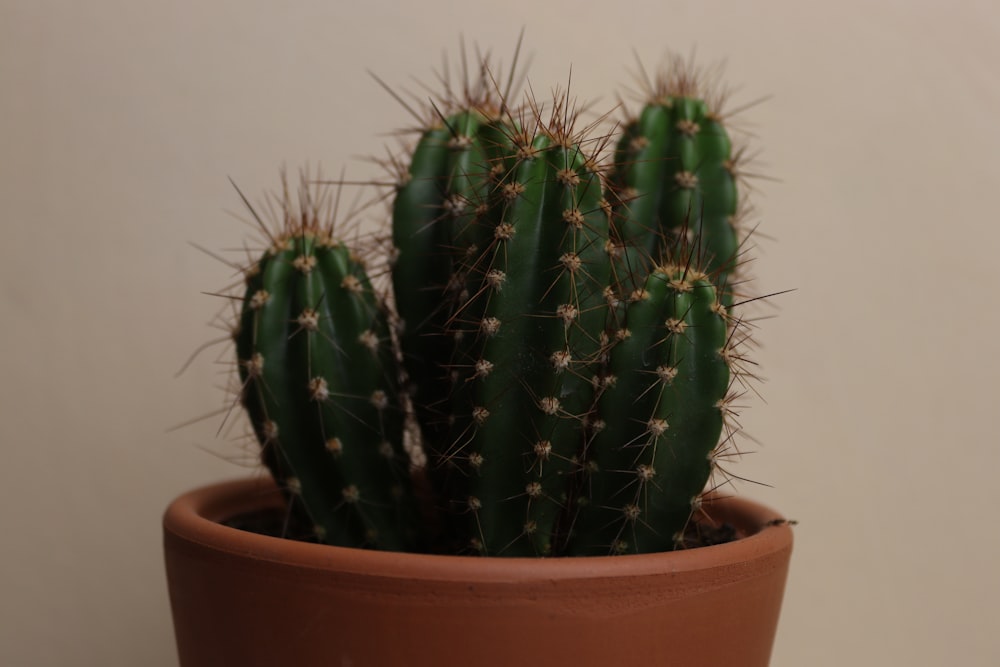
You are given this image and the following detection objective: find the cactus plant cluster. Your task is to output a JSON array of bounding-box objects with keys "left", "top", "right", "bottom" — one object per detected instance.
[{"left": 229, "top": 49, "right": 759, "bottom": 557}]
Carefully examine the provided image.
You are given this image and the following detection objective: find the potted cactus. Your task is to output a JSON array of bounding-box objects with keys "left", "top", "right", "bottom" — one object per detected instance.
[{"left": 164, "top": 49, "right": 793, "bottom": 667}]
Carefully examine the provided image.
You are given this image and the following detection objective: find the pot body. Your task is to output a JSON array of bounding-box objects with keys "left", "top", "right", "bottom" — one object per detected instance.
[{"left": 164, "top": 478, "right": 792, "bottom": 667}]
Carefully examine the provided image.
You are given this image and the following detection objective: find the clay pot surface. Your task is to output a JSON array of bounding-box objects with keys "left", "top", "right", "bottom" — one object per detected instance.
[{"left": 164, "top": 477, "right": 792, "bottom": 667}]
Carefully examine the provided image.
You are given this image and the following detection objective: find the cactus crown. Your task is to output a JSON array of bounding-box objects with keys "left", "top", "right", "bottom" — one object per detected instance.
[{"left": 221, "top": 47, "right": 763, "bottom": 557}]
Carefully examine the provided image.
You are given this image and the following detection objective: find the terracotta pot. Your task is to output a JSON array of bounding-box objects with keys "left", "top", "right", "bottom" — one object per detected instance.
[{"left": 163, "top": 477, "right": 793, "bottom": 667}]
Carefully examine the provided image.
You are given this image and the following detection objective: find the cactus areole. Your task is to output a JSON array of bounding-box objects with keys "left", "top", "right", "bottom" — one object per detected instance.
[{"left": 225, "top": 56, "right": 767, "bottom": 558}]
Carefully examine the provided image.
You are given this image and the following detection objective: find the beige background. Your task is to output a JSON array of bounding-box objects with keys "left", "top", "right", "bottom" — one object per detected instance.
[{"left": 2, "top": 1, "right": 998, "bottom": 665}]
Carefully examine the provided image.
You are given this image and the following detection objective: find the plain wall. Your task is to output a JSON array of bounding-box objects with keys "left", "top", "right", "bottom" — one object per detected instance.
[{"left": 2, "top": 1, "right": 998, "bottom": 665}]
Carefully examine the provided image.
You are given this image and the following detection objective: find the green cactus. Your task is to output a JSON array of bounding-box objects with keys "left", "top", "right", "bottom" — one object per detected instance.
[
  {"left": 224, "top": 50, "right": 760, "bottom": 557},
  {"left": 609, "top": 60, "right": 745, "bottom": 302},
  {"left": 391, "top": 107, "right": 512, "bottom": 470},
  {"left": 235, "top": 182, "right": 421, "bottom": 551},
  {"left": 566, "top": 262, "right": 732, "bottom": 555},
  {"left": 438, "top": 105, "right": 613, "bottom": 556}
]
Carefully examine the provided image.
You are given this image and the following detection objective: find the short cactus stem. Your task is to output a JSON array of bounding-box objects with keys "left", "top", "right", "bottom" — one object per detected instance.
[
  {"left": 236, "top": 181, "right": 420, "bottom": 551},
  {"left": 608, "top": 61, "right": 744, "bottom": 303},
  {"left": 566, "top": 261, "right": 733, "bottom": 555}
]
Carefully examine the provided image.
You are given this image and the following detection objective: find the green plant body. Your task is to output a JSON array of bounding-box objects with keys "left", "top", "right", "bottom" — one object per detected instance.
[
  {"left": 391, "top": 107, "right": 511, "bottom": 466},
  {"left": 444, "top": 118, "right": 612, "bottom": 556},
  {"left": 609, "top": 67, "right": 743, "bottom": 302},
  {"left": 567, "top": 265, "right": 731, "bottom": 555},
  {"left": 236, "top": 197, "right": 420, "bottom": 551},
  {"left": 226, "top": 52, "right": 759, "bottom": 557}
]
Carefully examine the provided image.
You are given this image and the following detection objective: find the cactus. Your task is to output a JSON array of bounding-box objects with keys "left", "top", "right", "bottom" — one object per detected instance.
[
  {"left": 225, "top": 50, "right": 760, "bottom": 557},
  {"left": 392, "top": 106, "right": 513, "bottom": 468},
  {"left": 566, "top": 262, "right": 732, "bottom": 555},
  {"left": 438, "top": 101, "right": 614, "bottom": 556},
  {"left": 609, "top": 59, "right": 746, "bottom": 303},
  {"left": 235, "top": 179, "right": 421, "bottom": 551}
]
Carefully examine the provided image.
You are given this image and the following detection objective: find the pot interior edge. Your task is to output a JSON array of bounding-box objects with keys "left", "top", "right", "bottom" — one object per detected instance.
[{"left": 165, "top": 477, "right": 793, "bottom": 585}]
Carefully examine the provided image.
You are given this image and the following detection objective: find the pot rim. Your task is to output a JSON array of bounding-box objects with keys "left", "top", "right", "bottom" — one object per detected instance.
[{"left": 164, "top": 476, "right": 793, "bottom": 583}]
